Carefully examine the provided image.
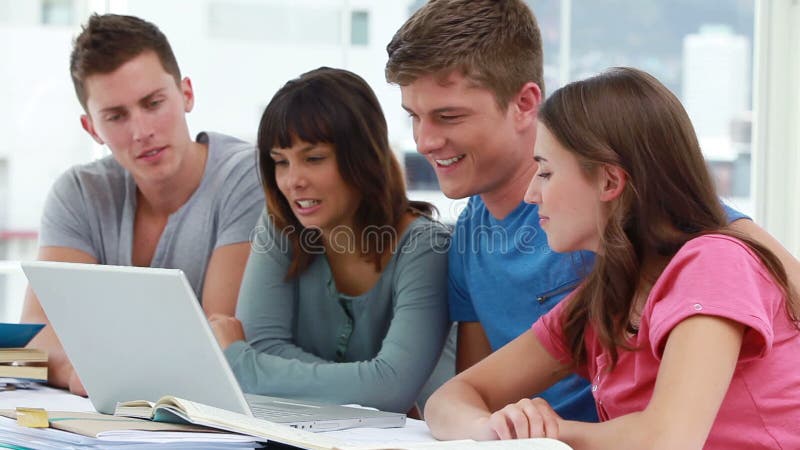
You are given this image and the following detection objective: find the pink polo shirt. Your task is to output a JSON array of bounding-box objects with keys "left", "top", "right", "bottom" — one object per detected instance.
[{"left": 533, "top": 234, "right": 800, "bottom": 449}]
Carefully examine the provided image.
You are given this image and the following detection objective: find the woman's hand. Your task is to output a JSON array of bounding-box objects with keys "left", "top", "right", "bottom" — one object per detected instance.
[
  {"left": 208, "top": 314, "right": 245, "bottom": 350},
  {"left": 424, "top": 330, "right": 570, "bottom": 442},
  {"left": 477, "top": 397, "right": 562, "bottom": 440}
]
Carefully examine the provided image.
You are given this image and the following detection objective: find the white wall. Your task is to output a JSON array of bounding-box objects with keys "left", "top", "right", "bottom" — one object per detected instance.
[
  {"left": 0, "top": 27, "right": 90, "bottom": 231},
  {"left": 120, "top": 0, "right": 412, "bottom": 145}
]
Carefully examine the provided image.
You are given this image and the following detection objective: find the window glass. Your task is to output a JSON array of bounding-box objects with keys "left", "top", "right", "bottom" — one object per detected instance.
[
  {"left": 351, "top": 10, "right": 369, "bottom": 46},
  {"left": 0, "top": 0, "right": 758, "bottom": 320},
  {"left": 42, "top": 0, "right": 74, "bottom": 25},
  {"left": 532, "top": 0, "right": 755, "bottom": 214},
  {"left": 207, "top": 1, "right": 340, "bottom": 45}
]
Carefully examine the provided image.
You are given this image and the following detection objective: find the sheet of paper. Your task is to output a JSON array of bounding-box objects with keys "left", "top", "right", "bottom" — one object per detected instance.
[
  {"left": 96, "top": 429, "right": 259, "bottom": 443},
  {"left": 0, "top": 384, "right": 95, "bottom": 412},
  {"left": 0, "top": 416, "right": 261, "bottom": 448},
  {"left": 0, "top": 416, "right": 98, "bottom": 446},
  {"left": 320, "top": 418, "right": 435, "bottom": 444}
]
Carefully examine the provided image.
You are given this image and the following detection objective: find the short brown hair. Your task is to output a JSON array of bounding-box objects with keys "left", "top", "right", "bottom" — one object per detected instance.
[
  {"left": 70, "top": 13, "right": 181, "bottom": 110},
  {"left": 386, "top": 0, "right": 544, "bottom": 107},
  {"left": 257, "top": 67, "right": 434, "bottom": 278}
]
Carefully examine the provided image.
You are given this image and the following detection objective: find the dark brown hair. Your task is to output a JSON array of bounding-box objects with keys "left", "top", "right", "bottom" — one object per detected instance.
[
  {"left": 386, "top": 0, "right": 544, "bottom": 108},
  {"left": 70, "top": 13, "right": 181, "bottom": 110},
  {"left": 257, "top": 67, "right": 434, "bottom": 279},
  {"left": 539, "top": 67, "right": 798, "bottom": 367}
]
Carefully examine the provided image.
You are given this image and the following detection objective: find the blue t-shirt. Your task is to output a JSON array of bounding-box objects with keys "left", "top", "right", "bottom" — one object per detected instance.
[{"left": 449, "top": 196, "right": 748, "bottom": 422}]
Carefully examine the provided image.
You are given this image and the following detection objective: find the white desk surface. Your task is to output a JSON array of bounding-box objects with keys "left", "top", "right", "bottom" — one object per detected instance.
[
  {"left": 0, "top": 384, "right": 438, "bottom": 445},
  {"left": 0, "top": 385, "right": 574, "bottom": 450}
]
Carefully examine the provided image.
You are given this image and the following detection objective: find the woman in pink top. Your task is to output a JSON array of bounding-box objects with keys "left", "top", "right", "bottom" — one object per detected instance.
[{"left": 424, "top": 67, "right": 800, "bottom": 449}]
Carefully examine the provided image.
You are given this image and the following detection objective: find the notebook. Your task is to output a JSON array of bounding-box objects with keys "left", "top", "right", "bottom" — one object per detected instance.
[
  {"left": 21, "top": 261, "right": 406, "bottom": 431},
  {"left": 0, "top": 322, "right": 45, "bottom": 347}
]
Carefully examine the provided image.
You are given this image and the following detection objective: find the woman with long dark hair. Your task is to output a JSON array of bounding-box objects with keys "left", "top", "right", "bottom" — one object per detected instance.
[{"left": 210, "top": 67, "right": 450, "bottom": 414}]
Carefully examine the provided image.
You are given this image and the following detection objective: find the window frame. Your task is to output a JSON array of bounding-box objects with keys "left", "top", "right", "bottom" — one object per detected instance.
[{"left": 752, "top": 0, "right": 800, "bottom": 255}]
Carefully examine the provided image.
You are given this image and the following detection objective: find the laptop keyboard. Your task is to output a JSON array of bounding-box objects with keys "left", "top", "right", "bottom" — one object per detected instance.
[{"left": 248, "top": 404, "right": 314, "bottom": 420}]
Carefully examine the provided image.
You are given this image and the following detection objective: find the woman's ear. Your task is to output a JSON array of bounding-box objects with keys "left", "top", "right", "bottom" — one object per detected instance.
[{"left": 599, "top": 164, "right": 627, "bottom": 202}]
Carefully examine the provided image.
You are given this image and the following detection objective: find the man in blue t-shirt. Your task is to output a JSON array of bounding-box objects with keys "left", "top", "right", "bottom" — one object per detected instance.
[{"left": 386, "top": 0, "right": 799, "bottom": 422}]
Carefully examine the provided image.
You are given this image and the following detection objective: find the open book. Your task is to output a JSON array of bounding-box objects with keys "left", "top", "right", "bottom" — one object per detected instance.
[{"left": 114, "top": 395, "right": 342, "bottom": 450}]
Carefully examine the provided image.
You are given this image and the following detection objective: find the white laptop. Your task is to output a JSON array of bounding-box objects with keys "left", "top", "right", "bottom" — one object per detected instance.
[{"left": 21, "top": 261, "right": 406, "bottom": 431}]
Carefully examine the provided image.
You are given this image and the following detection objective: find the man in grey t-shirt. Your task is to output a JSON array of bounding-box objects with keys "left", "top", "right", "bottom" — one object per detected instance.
[{"left": 21, "top": 14, "right": 263, "bottom": 396}]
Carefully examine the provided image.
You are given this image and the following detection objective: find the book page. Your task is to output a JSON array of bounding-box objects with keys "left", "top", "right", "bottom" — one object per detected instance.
[
  {"left": 0, "top": 348, "right": 47, "bottom": 363},
  {"left": 0, "top": 410, "right": 212, "bottom": 438},
  {"left": 114, "top": 400, "right": 156, "bottom": 420},
  {"left": 0, "top": 413, "right": 258, "bottom": 447},
  {"left": 0, "top": 364, "right": 47, "bottom": 381},
  {"left": 116, "top": 400, "right": 156, "bottom": 408},
  {"left": 157, "top": 397, "right": 344, "bottom": 450}
]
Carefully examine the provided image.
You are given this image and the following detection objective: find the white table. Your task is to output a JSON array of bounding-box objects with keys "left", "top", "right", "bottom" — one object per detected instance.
[{"left": 0, "top": 384, "right": 438, "bottom": 448}]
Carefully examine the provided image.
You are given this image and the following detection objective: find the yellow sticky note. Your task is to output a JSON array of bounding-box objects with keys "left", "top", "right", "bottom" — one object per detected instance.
[{"left": 16, "top": 407, "right": 49, "bottom": 428}]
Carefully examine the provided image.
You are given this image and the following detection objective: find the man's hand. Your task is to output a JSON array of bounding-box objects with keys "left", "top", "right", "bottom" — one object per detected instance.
[{"left": 208, "top": 314, "right": 245, "bottom": 350}]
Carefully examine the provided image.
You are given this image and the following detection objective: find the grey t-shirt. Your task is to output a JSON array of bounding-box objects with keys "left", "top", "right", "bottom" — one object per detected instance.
[
  {"left": 39, "top": 131, "right": 264, "bottom": 299},
  {"left": 224, "top": 211, "right": 451, "bottom": 413}
]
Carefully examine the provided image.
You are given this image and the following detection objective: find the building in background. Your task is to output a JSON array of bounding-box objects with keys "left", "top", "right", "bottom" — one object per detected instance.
[{"left": 682, "top": 24, "right": 751, "bottom": 200}]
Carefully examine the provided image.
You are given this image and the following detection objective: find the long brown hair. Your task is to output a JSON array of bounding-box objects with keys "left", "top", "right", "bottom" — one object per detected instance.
[
  {"left": 538, "top": 67, "right": 798, "bottom": 367},
  {"left": 257, "top": 67, "right": 434, "bottom": 279}
]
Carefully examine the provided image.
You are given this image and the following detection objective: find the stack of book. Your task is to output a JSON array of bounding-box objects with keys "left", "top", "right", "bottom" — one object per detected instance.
[
  {"left": 0, "top": 411, "right": 263, "bottom": 449},
  {"left": 0, "top": 323, "right": 47, "bottom": 383},
  {"left": 0, "top": 347, "right": 47, "bottom": 382}
]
